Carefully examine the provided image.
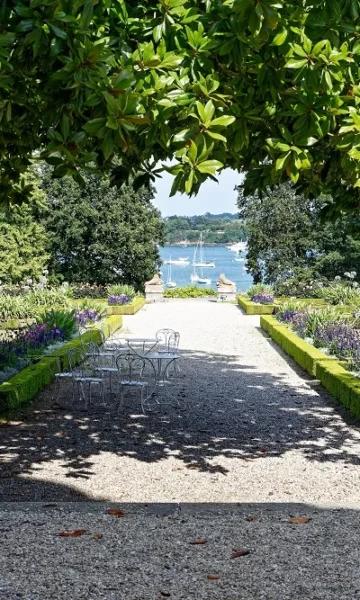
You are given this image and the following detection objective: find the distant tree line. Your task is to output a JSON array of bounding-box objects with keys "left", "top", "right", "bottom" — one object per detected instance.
[{"left": 165, "top": 213, "right": 247, "bottom": 245}]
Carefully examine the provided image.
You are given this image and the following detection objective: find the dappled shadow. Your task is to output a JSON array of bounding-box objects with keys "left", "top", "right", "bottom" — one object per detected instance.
[{"left": 1, "top": 345, "right": 360, "bottom": 501}]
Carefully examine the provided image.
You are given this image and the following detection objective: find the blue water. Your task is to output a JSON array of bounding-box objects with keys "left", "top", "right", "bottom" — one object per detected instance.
[{"left": 159, "top": 245, "right": 253, "bottom": 292}]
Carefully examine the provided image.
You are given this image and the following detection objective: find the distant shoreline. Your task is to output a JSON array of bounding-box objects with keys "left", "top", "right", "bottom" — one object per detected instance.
[{"left": 163, "top": 242, "right": 245, "bottom": 247}]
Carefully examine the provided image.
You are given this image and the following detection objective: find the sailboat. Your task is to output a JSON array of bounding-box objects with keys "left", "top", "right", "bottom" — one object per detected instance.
[
  {"left": 192, "top": 233, "right": 215, "bottom": 268},
  {"left": 191, "top": 239, "right": 211, "bottom": 285},
  {"left": 165, "top": 257, "right": 177, "bottom": 288}
]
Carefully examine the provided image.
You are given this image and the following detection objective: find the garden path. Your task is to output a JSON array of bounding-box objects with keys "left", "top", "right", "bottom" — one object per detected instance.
[
  {"left": 1, "top": 299, "right": 360, "bottom": 600},
  {"left": 1, "top": 299, "right": 360, "bottom": 505}
]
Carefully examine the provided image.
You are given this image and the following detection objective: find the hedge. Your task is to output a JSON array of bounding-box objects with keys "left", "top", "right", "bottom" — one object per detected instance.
[
  {"left": 238, "top": 295, "right": 276, "bottom": 315},
  {"left": 0, "top": 314, "right": 123, "bottom": 414},
  {"left": 107, "top": 296, "right": 145, "bottom": 316},
  {"left": 261, "top": 315, "right": 360, "bottom": 419}
]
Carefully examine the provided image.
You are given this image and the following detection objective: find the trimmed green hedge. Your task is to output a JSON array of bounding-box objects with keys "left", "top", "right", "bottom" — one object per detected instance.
[
  {"left": 261, "top": 315, "right": 360, "bottom": 419},
  {"left": 238, "top": 295, "right": 276, "bottom": 315},
  {"left": 107, "top": 296, "right": 145, "bottom": 315},
  {"left": 0, "top": 315, "right": 123, "bottom": 414}
]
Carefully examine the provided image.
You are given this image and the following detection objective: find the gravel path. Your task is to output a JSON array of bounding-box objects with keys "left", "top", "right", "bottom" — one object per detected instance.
[
  {"left": 1, "top": 299, "right": 359, "bottom": 506},
  {"left": 1, "top": 299, "right": 360, "bottom": 599},
  {"left": 0, "top": 502, "right": 360, "bottom": 600}
]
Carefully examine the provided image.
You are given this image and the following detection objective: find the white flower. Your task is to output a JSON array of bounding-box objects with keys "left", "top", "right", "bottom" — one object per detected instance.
[{"left": 334, "top": 276, "right": 341, "bottom": 281}]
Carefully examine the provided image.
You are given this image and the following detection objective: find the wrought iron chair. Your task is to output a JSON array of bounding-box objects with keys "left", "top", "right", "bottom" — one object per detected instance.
[
  {"left": 115, "top": 352, "right": 157, "bottom": 414},
  {"left": 155, "top": 328, "right": 181, "bottom": 375}
]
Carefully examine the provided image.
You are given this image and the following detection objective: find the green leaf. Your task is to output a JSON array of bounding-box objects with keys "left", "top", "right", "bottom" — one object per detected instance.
[
  {"left": 275, "top": 153, "right": 289, "bottom": 170},
  {"left": 285, "top": 58, "right": 308, "bottom": 69},
  {"left": 49, "top": 24, "right": 67, "bottom": 39},
  {"left": 196, "top": 159, "right": 223, "bottom": 174},
  {"left": 185, "top": 169, "right": 194, "bottom": 194},
  {"left": 210, "top": 115, "right": 235, "bottom": 127},
  {"left": 188, "top": 140, "right": 197, "bottom": 163},
  {"left": 206, "top": 130, "right": 227, "bottom": 142},
  {"left": 273, "top": 28, "right": 288, "bottom": 46}
]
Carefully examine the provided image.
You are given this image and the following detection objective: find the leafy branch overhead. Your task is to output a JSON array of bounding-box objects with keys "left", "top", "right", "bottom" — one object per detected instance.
[{"left": 1, "top": 0, "right": 360, "bottom": 209}]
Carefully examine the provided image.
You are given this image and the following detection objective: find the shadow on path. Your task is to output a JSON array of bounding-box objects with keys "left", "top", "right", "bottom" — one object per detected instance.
[{"left": 1, "top": 348, "right": 359, "bottom": 501}]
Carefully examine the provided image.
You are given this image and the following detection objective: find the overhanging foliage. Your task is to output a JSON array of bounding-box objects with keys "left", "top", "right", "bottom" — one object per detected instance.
[{"left": 1, "top": 1, "right": 360, "bottom": 210}]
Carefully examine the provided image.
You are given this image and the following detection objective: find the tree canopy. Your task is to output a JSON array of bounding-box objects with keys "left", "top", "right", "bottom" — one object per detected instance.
[
  {"left": 1, "top": 1, "right": 360, "bottom": 211},
  {"left": 0, "top": 171, "right": 48, "bottom": 284},
  {"left": 238, "top": 183, "right": 360, "bottom": 285},
  {"left": 40, "top": 167, "right": 164, "bottom": 288}
]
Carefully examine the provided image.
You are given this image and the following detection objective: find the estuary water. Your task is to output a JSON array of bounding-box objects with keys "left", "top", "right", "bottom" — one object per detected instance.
[{"left": 159, "top": 245, "right": 253, "bottom": 292}]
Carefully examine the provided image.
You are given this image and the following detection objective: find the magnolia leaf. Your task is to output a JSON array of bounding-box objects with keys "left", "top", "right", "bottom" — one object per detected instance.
[
  {"left": 196, "top": 159, "right": 223, "bottom": 174},
  {"left": 210, "top": 115, "right": 235, "bottom": 127},
  {"left": 285, "top": 58, "right": 308, "bottom": 69},
  {"left": 273, "top": 28, "right": 288, "bottom": 46}
]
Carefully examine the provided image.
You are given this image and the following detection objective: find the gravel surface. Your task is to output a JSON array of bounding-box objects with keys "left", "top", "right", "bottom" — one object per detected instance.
[
  {"left": 1, "top": 299, "right": 360, "bottom": 599},
  {"left": 0, "top": 502, "right": 359, "bottom": 600},
  {"left": 1, "top": 299, "right": 359, "bottom": 506}
]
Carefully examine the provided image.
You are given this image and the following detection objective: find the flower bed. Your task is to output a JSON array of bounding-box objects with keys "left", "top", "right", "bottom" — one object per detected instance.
[
  {"left": 107, "top": 296, "right": 146, "bottom": 315},
  {"left": 261, "top": 314, "right": 360, "bottom": 419},
  {"left": 276, "top": 304, "right": 360, "bottom": 374},
  {"left": 237, "top": 295, "right": 276, "bottom": 315},
  {"left": 0, "top": 315, "right": 123, "bottom": 414}
]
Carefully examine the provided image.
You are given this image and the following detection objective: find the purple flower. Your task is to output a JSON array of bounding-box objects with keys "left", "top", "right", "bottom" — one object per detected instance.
[
  {"left": 251, "top": 293, "right": 274, "bottom": 305},
  {"left": 314, "top": 323, "right": 360, "bottom": 359},
  {"left": 108, "top": 294, "right": 130, "bottom": 305},
  {"left": 75, "top": 309, "right": 100, "bottom": 326}
]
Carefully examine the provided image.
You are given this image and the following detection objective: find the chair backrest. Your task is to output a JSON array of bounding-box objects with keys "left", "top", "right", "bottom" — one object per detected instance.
[
  {"left": 155, "top": 328, "right": 180, "bottom": 352},
  {"left": 67, "top": 347, "right": 86, "bottom": 371},
  {"left": 115, "top": 352, "right": 157, "bottom": 396}
]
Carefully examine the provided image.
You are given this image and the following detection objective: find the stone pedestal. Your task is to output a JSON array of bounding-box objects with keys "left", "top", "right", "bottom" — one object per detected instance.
[
  {"left": 216, "top": 273, "right": 237, "bottom": 302},
  {"left": 145, "top": 274, "right": 164, "bottom": 302}
]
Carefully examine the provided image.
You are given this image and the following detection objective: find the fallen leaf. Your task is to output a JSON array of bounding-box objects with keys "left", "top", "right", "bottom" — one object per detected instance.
[
  {"left": 288, "top": 516, "right": 312, "bottom": 525},
  {"left": 58, "top": 529, "right": 87, "bottom": 538},
  {"left": 190, "top": 538, "right": 207, "bottom": 545},
  {"left": 106, "top": 508, "right": 125, "bottom": 518},
  {"left": 245, "top": 515, "right": 257, "bottom": 522},
  {"left": 93, "top": 533, "right": 103, "bottom": 540},
  {"left": 231, "top": 548, "right": 250, "bottom": 559},
  {"left": 207, "top": 575, "right": 220, "bottom": 581},
  {"left": 186, "top": 464, "right": 200, "bottom": 470},
  {"left": 160, "top": 592, "right": 171, "bottom": 597}
]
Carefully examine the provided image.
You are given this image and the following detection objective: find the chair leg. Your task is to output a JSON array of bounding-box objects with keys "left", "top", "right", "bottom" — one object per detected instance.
[{"left": 117, "top": 386, "right": 125, "bottom": 416}]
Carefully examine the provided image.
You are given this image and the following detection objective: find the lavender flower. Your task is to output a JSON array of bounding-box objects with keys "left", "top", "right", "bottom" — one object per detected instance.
[
  {"left": 76, "top": 309, "right": 100, "bottom": 326},
  {"left": 108, "top": 294, "right": 130, "bottom": 306},
  {"left": 314, "top": 323, "right": 360, "bottom": 359},
  {"left": 251, "top": 293, "right": 274, "bottom": 305}
]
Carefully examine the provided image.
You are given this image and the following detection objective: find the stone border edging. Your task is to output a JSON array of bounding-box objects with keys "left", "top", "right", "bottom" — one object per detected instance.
[{"left": 261, "top": 315, "right": 360, "bottom": 418}]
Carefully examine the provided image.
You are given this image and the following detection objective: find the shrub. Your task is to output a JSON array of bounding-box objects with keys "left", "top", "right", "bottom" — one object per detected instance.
[
  {"left": 70, "top": 283, "right": 107, "bottom": 299},
  {"left": 38, "top": 309, "right": 77, "bottom": 340},
  {"left": 164, "top": 286, "right": 217, "bottom": 298},
  {"left": 317, "top": 282, "right": 360, "bottom": 306},
  {"left": 107, "top": 284, "right": 136, "bottom": 299},
  {"left": 246, "top": 283, "right": 274, "bottom": 298},
  {"left": 274, "top": 268, "right": 325, "bottom": 298}
]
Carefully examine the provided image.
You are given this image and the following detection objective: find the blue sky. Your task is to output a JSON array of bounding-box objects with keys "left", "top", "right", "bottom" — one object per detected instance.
[{"left": 152, "top": 168, "right": 243, "bottom": 217}]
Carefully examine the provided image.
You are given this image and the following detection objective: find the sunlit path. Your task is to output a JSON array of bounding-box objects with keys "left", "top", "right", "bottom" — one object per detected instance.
[{"left": 1, "top": 300, "right": 359, "bottom": 507}]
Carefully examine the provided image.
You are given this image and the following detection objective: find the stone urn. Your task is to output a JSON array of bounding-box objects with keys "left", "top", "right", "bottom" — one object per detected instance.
[
  {"left": 216, "top": 273, "right": 237, "bottom": 302},
  {"left": 145, "top": 273, "right": 164, "bottom": 302}
]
